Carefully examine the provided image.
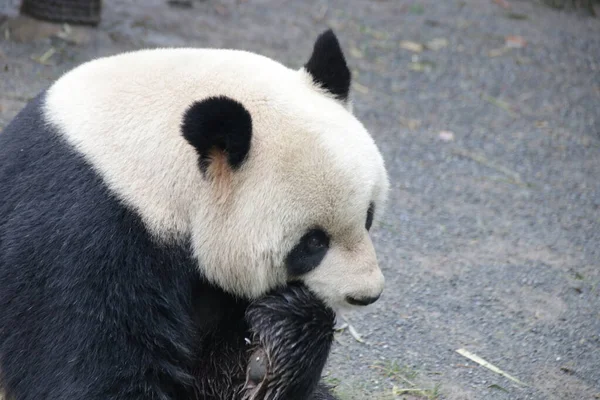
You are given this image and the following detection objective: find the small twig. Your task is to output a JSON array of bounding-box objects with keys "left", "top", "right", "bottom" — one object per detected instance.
[
  {"left": 336, "top": 315, "right": 367, "bottom": 343},
  {"left": 31, "top": 47, "right": 56, "bottom": 65},
  {"left": 345, "top": 322, "right": 365, "bottom": 343},
  {"left": 333, "top": 334, "right": 346, "bottom": 346},
  {"left": 456, "top": 348, "right": 528, "bottom": 387},
  {"left": 481, "top": 94, "right": 518, "bottom": 117},
  {"left": 371, "top": 365, "right": 416, "bottom": 387},
  {"left": 2, "top": 93, "right": 34, "bottom": 102},
  {"left": 167, "top": 0, "right": 193, "bottom": 8},
  {"left": 452, "top": 147, "right": 530, "bottom": 188},
  {"left": 453, "top": 363, "right": 478, "bottom": 369},
  {"left": 393, "top": 387, "right": 430, "bottom": 393},
  {"left": 392, "top": 385, "right": 439, "bottom": 399},
  {"left": 479, "top": 175, "right": 531, "bottom": 189}
]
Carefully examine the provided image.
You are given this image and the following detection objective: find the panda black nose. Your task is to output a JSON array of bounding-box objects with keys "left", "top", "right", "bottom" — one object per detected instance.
[{"left": 345, "top": 294, "right": 381, "bottom": 306}]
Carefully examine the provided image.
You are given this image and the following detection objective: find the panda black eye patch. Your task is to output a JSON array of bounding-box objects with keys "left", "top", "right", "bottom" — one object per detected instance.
[
  {"left": 366, "top": 202, "right": 375, "bottom": 231},
  {"left": 286, "top": 229, "right": 330, "bottom": 277}
]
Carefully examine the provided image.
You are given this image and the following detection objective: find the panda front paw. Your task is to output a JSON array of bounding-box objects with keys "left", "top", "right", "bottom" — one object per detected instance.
[{"left": 242, "top": 283, "right": 336, "bottom": 400}]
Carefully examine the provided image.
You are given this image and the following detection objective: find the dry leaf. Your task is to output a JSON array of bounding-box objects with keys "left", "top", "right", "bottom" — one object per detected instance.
[
  {"left": 409, "top": 61, "right": 434, "bottom": 72},
  {"left": 353, "top": 82, "right": 369, "bottom": 94},
  {"left": 439, "top": 130, "right": 455, "bottom": 141},
  {"left": 488, "top": 48, "right": 508, "bottom": 57},
  {"left": 349, "top": 47, "right": 364, "bottom": 59},
  {"left": 369, "top": 30, "right": 387, "bottom": 40},
  {"left": 55, "top": 25, "right": 91, "bottom": 45},
  {"left": 214, "top": 4, "right": 228, "bottom": 15},
  {"left": 493, "top": 0, "right": 511, "bottom": 8},
  {"left": 313, "top": 4, "right": 328, "bottom": 21},
  {"left": 400, "top": 40, "right": 424, "bottom": 53},
  {"left": 426, "top": 38, "right": 449, "bottom": 51},
  {"left": 399, "top": 118, "right": 421, "bottom": 130},
  {"left": 505, "top": 35, "right": 526, "bottom": 48}
]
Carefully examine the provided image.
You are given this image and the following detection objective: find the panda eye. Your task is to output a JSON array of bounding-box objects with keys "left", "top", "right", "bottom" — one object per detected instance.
[
  {"left": 306, "top": 231, "right": 328, "bottom": 252},
  {"left": 286, "top": 229, "right": 330, "bottom": 277},
  {"left": 366, "top": 203, "right": 375, "bottom": 231}
]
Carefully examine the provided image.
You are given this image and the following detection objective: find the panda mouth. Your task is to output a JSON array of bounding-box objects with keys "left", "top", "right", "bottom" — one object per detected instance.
[{"left": 345, "top": 294, "right": 381, "bottom": 306}]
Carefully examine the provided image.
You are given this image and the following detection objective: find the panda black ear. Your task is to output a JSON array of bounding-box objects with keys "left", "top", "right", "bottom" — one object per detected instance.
[
  {"left": 304, "top": 29, "right": 351, "bottom": 102},
  {"left": 181, "top": 96, "right": 252, "bottom": 175}
]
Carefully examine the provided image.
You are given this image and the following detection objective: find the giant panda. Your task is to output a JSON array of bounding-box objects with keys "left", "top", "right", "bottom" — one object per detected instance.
[{"left": 0, "top": 29, "right": 389, "bottom": 400}]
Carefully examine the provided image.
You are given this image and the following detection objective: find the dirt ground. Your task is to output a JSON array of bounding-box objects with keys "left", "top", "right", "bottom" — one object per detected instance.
[{"left": 1, "top": 1, "right": 599, "bottom": 399}]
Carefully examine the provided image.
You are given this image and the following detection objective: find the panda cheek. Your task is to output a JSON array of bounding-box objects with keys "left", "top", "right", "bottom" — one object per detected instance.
[{"left": 300, "top": 271, "right": 343, "bottom": 311}]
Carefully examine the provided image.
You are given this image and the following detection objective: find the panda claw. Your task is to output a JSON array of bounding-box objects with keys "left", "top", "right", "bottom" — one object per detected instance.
[
  {"left": 247, "top": 348, "right": 268, "bottom": 384},
  {"left": 242, "top": 347, "right": 269, "bottom": 399}
]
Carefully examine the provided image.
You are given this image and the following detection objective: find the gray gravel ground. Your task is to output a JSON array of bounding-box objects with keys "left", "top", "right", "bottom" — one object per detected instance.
[{"left": 1, "top": 1, "right": 599, "bottom": 399}]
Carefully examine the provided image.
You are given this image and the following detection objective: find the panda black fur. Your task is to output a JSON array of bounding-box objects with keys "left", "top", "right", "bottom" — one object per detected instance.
[{"left": 0, "top": 30, "right": 389, "bottom": 400}]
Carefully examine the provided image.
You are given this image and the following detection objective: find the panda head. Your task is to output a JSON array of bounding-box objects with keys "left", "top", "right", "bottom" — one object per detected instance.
[
  {"left": 45, "top": 29, "right": 389, "bottom": 312},
  {"left": 180, "top": 30, "right": 389, "bottom": 310}
]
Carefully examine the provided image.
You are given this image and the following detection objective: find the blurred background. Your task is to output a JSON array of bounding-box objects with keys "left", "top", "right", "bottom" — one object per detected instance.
[{"left": 0, "top": 1, "right": 598, "bottom": 399}]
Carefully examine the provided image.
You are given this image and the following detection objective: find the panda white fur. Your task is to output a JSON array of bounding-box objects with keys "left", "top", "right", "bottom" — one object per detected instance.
[{"left": 0, "top": 30, "right": 389, "bottom": 400}]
